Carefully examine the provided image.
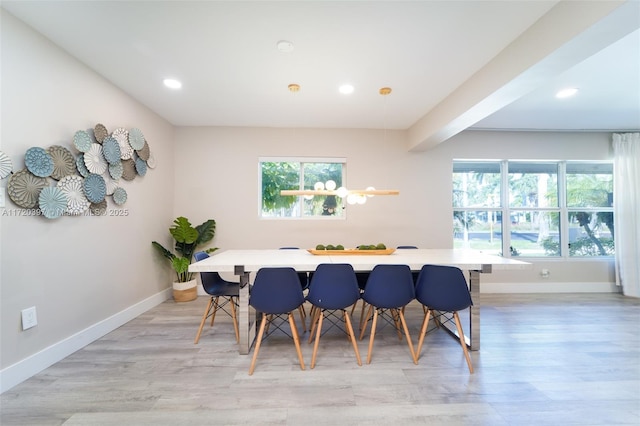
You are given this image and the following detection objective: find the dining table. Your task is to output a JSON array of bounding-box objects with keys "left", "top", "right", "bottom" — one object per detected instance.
[{"left": 189, "top": 248, "right": 531, "bottom": 354}]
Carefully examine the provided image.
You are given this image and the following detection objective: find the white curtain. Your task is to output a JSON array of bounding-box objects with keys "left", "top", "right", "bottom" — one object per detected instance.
[{"left": 612, "top": 133, "right": 640, "bottom": 297}]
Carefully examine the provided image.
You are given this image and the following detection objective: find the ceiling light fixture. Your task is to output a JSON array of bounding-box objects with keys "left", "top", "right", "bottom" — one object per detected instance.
[
  {"left": 339, "top": 84, "right": 354, "bottom": 95},
  {"left": 281, "top": 182, "right": 399, "bottom": 206},
  {"left": 555, "top": 87, "right": 578, "bottom": 99},
  {"left": 277, "top": 40, "right": 294, "bottom": 53},
  {"left": 288, "top": 83, "right": 300, "bottom": 92},
  {"left": 163, "top": 78, "right": 182, "bottom": 89}
]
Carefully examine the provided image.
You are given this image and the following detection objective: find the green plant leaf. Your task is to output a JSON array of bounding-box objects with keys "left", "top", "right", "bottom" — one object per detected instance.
[{"left": 195, "top": 219, "right": 216, "bottom": 246}]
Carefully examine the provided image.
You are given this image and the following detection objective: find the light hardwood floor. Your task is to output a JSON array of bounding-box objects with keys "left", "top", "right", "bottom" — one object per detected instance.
[{"left": 1, "top": 293, "right": 639, "bottom": 425}]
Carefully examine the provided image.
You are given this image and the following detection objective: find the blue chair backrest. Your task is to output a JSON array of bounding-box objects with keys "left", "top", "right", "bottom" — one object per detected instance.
[
  {"left": 194, "top": 251, "right": 228, "bottom": 293},
  {"left": 307, "top": 263, "right": 360, "bottom": 310},
  {"left": 415, "top": 265, "right": 473, "bottom": 312},
  {"left": 362, "top": 264, "right": 415, "bottom": 308},
  {"left": 250, "top": 267, "right": 305, "bottom": 314}
]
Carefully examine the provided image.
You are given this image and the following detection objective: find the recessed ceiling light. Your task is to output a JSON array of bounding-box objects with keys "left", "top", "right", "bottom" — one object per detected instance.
[
  {"left": 555, "top": 87, "right": 578, "bottom": 99},
  {"left": 339, "top": 84, "right": 354, "bottom": 95},
  {"left": 277, "top": 40, "right": 294, "bottom": 53},
  {"left": 163, "top": 78, "right": 182, "bottom": 89}
]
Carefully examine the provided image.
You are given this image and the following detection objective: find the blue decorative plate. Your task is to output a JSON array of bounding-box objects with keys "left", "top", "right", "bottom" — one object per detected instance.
[
  {"left": 128, "top": 128, "right": 145, "bottom": 150},
  {"left": 25, "top": 147, "right": 54, "bottom": 178},
  {"left": 76, "top": 154, "right": 89, "bottom": 177},
  {"left": 135, "top": 157, "right": 147, "bottom": 176},
  {"left": 102, "top": 136, "right": 121, "bottom": 164},
  {"left": 38, "top": 186, "right": 67, "bottom": 219},
  {"left": 112, "top": 187, "right": 127, "bottom": 205},
  {"left": 109, "top": 161, "right": 123, "bottom": 180},
  {"left": 83, "top": 173, "right": 106, "bottom": 203},
  {"left": 73, "top": 130, "right": 92, "bottom": 152}
]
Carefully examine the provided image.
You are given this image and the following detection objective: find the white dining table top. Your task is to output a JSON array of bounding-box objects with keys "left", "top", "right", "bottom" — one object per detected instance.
[{"left": 189, "top": 248, "right": 531, "bottom": 273}]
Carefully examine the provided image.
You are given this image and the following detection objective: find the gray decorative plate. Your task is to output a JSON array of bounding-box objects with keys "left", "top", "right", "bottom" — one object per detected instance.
[
  {"left": 112, "top": 187, "right": 127, "bottom": 205},
  {"left": 25, "top": 147, "right": 54, "bottom": 178},
  {"left": 39, "top": 186, "right": 67, "bottom": 219},
  {"left": 94, "top": 123, "right": 108, "bottom": 143},
  {"left": 57, "top": 175, "right": 90, "bottom": 215},
  {"left": 128, "top": 128, "right": 145, "bottom": 150},
  {"left": 73, "top": 130, "right": 92, "bottom": 152},
  {"left": 102, "top": 136, "right": 121, "bottom": 164},
  {"left": 0, "top": 150, "right": 12, "bottom": 179},
  {"left": 83, "top": 173, "right": 106, "bottom": 203},
  {"left": 7, "top": 169, "right": 48, "bottom": 209},
  {"left": 121, "top": 158, "right": 136, "bottom": 181},
  {"left": 90, "top": 200, "right": 108, "bottom": 216},
  {"left": 136, "top": 141, "right": 150, "bottom": 161},
  {"left": 47, "top": 145, "right": 76, "bottom": 180}
]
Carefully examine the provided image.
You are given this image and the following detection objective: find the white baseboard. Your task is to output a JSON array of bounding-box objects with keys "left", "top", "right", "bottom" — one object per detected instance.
[
  {"left": 0, "top": 288, "right": 172, "bottom": 394},
  {"left": 481, "top": 281, "right": 619, "bottom": 293}
]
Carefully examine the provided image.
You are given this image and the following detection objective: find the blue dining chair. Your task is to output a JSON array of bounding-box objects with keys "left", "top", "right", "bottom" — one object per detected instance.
[
  {"left": 414, "top": 264, "right": 474, "bottom": 373},
  {"left": 193, "top": 251, "right": 240, "bottom": 344},
  {"left": 306, "top": 263, "right": 362, "bottom": 368},
  {"left": 279, "top": 247, "right": 310, "bottom": 331},
  {"left": 248, "top": 267, "right": 306, "bottom": 375},
  {"left": 359, "top": 264, "right": 417, "bottom": 364}
]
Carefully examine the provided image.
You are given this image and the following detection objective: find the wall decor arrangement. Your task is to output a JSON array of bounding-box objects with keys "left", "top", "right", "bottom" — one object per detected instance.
[{"left": 2, "top": 123, "right": 154, "bottom": 219}]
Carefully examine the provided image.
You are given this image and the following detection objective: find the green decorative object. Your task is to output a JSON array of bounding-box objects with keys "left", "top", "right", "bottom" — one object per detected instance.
[{"left": 152, "top": 216, "right": 218, "bottom": 283}]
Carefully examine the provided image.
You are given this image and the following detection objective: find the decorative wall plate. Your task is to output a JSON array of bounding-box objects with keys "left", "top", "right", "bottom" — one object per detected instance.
[
  {"left": 112, "top": 187, "right": 127, "bottom": 205},
  {"left": 25, "top": 147, "right": 54, "bottom": 178},
  {"left": 128, "top": 128, "right": 145, "bottom": 150},
  {"left": 38, "top": 186, "right": 67, "bottom": 219},
  {"left": 121, "top": 158, "right": 136, "bottom": 181},
  {"left": 101, "top": 172, "right": 119, "bottom": 195},
  {"left": 90, "top": 200, "right": 107, "bottom": 216},
  {"left": 7, "top": 169, "right": 48, "bottom": 208},
  {"left": 0, "top": 150, "right": 12, "bottom": 179},
  {"left": 83, "top": 143, "right": 107, "bottom": 175},
  {"left": 135, "top": 157, "right": 147, "bottom": 176},
  {"left": 76, "top": 154, "right": 89, "bottom": 177},
  {"left": 113, "top": 127, "right": 133, "bottom": 160},
  {"left": 108, "top": 161, "right": 123, "bottom": 180},
  {"left": 47, "top": 145, "right": 76, "bottom": 180},
  {"left": 136, "top": 141, "right": 150, "bottom": 161},
  {"left": 73, "top": 130, "right": 92, "bottom": 152},
  {"left": 57, "top": 175, "right": 90, "bottom": 215},
  {"left": 146, "top": 153, "right": 156, "bottom": 169},
  {"left": 83, "top": 173, "right": 107, "bottom": 203},
  {"left": 102, "top": 136, "right": 121, "bottom": 164},
  {"left": 94, "top": 123, "right": 108, "bottom": 143}
]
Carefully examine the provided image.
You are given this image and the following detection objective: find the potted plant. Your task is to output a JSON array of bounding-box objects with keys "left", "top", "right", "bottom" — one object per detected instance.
[{"left": 152, "top": 216, "right": 218, "bottom": 302}]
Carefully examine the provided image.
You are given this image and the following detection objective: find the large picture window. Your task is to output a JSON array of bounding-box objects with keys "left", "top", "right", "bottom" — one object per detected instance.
[
  {"left": 453, "top": 160, "right": 613, "bottom": 258},
  {"left": 260, "top": 157, "right": 346, "bottom": 218}
]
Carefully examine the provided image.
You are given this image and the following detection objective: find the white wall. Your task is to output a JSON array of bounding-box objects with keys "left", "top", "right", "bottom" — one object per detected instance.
[
  {"left": 174, "top": 127, "right": 616, "bottom": 292},
  {"left": 0, "top": 11, "right": 175, "bottom": 390}
]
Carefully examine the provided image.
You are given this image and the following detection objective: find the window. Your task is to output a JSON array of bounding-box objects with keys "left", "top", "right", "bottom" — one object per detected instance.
[
  {"left": 453, "top": 160, "right": 613, "bottom": 258},
  {"left": 260, "top": 157, "right": 345, "bottom": 218}
]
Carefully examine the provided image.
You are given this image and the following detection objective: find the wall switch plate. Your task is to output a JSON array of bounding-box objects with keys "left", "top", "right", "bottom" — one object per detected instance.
[{"left": 21, "top": 307, "right": 38, "bottom": 330}]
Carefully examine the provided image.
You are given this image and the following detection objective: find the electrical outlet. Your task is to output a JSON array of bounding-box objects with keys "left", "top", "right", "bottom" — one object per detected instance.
[
  {"left": 541, "top": 269, "right": 550, "bottom": 278},
  {"left": 21, "top": 307, "right": 38, "bottom": 330}
]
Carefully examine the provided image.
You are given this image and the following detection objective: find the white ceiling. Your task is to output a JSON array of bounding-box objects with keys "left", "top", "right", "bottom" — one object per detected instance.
[{"left": 2, "top": 1, "right": 639, "bottom": 148}]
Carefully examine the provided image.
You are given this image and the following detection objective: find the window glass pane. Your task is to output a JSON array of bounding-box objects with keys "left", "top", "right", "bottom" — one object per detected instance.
[
  {"left": 568, "top": 211, "right": 615, "bottom": 257},
  {"left": 302, "top": 163, "right": 344, "bottom": 217},
  {"left": 453, "top": 161, "right": 501, "bottom": 208},
  {"left": 508, "top": 162, "right": 558, "bottom": 208},
  {"left": 261, "top": 161, "right": 300, "bottom": 217},
  {"left": 511, "top": 210, "right": 561, "bottom": 257},
  {"left": 453, "top": 210, "right": 502, "bottom": 255},
  {"left": 566, "top": 162, "right": 613, "bottom": 208}
]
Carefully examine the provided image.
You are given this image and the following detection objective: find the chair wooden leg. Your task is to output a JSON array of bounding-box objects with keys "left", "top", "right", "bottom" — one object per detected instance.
[
  {"left": 248, "top": 313, "right": 269, "bottom": 375},
  {"left": 310, "top": 312, "right": 324, "bottom": 368},
  {"left": 343, "top": 310, "right": 362, "bottom": 366},
  {"left": 359, "top": 304, "right": 374, "bottom": 341},
  {"left": 415, "top": 309, "right": 432, "bottom": 362},
  {"left": 210, "top": 296, "right": 220, "bottom": 327},
  {"left": 453, "top": 311, "right": 474, "bottom": 373},
  {"left": 366, "top": 308, "right": 379, "bottom": 364},
  {"left": 194, "top": 297, "right": 214, "bottom": 344},
  {"left": 390, "top": 308, "right": 403, "bottom": 341},
  {"left": 298, "top": 305, "right": 307, "bottom": 332},
  {"left": 229, "top": 296, "right": 240, "bottom": 343},
  {"left": 358, "top": 300, "right": 368, "bottom": 331},
  {"left": 288, "top": 312, "right": 305, "bottom": 371},
  {"left": 308, "top": 306, "right": 320, "bottom": 343},
  {"left": 398, "top": 308, "right": 418, "bottom": 364}
]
